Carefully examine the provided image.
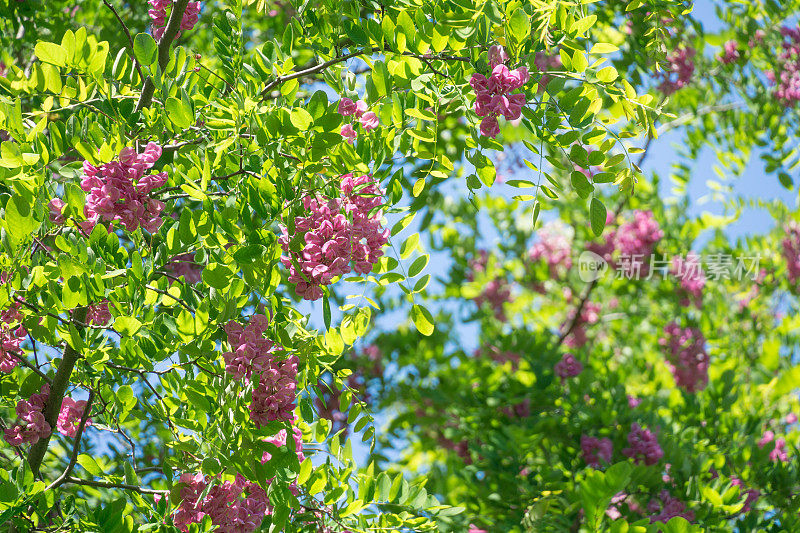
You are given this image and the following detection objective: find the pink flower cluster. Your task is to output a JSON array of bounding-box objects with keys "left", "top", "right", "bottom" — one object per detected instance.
[
  {"left": 647, "top": 490, "right": 694, "bottom": 523},
  {"left": 758, "top": 430, "right": 789, "bottom": 462},
  {"left": 0, "top": 299, "right": 26, "bottom": 373},
  {"left": 765, "top": 27, "right": 800, "bottom": 107},
  {"left": 3, "top": 385, "right": 50, "bottom": 445},
  {"left": 467, "top": 251, "right": 513, "bottom": 321},
  {"left": 782, "top": 222, "right": 800, "bottom": 285},
  {"left": 279, "top": 174, "right": 389, "bottom": 301},
  {"left": 338, "top": 98, "right": 379, "bottom": 142},
  {"left": 174, "top": 473, "right": 270, "bottom": 533},
  {"left": 529, "top": 221, "right": 573, "bottom": 277},
  {"left": 57, "top": 397, "right": 92, "bottom": 437},
  {"left": 671, "top": 254, "right": 705, "bottom": 308},
  {"left": 554, "top": 353, "right": 583, "bottom": 382},
  {"left": 149, "top": 0, "right": 200, "bottom": 41},
  {"left": 614, "top": 210, "right": 664, "bottom": 276},
  {"left": 165, "top": 253, "right": 202, "bottom": 284},
  {"left": 222, "top": 315, "right": 297, "bottom": 426},
  {"left": 581, "top": 435, "right": 612, "bottom": 468},
  {"left": 80, "top": 142, "right": 168, "bottom": 233},
  {"left": 86, "top": 301, "right": 112, "bottom": 326},
  {"left": 658, "top": 47, "right": 696, "bottom": 95},
  {"left": 470, "top": 45, "right": 529, "bottom": 138},
  {"left": 719, "top": 40, "right": 740, "bottom": 64},
  {"left": 659, "top": 322, "right": 709, "bottom": 393},
  {"left": 622, "top": 423, "right": 663, "bottom": 465}
]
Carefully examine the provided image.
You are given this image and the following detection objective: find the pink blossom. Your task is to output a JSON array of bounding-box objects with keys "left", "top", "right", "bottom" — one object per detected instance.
[
  {"left": 648, "top": 490, "right": 694, "bottom": 523},
  {"left": 770, "top": 438, "right": 789, "bottom": 462},
  {"left": 758, "top": 430, "right": 775, "bottom": 448},
  {"left": 659, "top": 322, "right": 709, "bottom": 393},
  {"left": 529, "top": 221, "right": 573, "bottom": 277},
  {"left": 719, "top": 40, "right": 740, "bottom": 64},
  {"left": 658, "top": 47, "right": 696, "bottom": 95},
  {"left": 279, "top": 174, "right": 389, "bottom": 301},
  {"left": 86, "top": 302, "right": 112, "bottom": 325},
  {"left": 359, "top": 111, "right": 379, "bottom": 131},
  {"left": 671, "top": 253, "right": 705, "bottom": 308},
  {"left": 466, "top": 251, "right": 513, "bottom": 321},
  {"left": 355, "top": 100, "right": 368, "bottom": 117},
  {"left": 49, "top": 198, "right": 67, "bottom": 224},
  {"left": 57, "top": 397, "right": 91, "bottom": 437},
  {"left": 487, "top": 45, "right": 508, "bottom": 68},
  {"left": 581, "top": 435, "right": 613, "bottom": 467},
  {"left": 149, "top": 0, "right": 200, "bottom": 41},
  {"left": 471, "top": 56, "right": 529, "bottom": 137},
  {"left": 3, "top": 385, "right": 51, "bottom": 446},
  {"left": 165, "top": 253, "right": 202, "bottom": 284},
  {"left": 337, "top": 97, "right": 357, "bottom": 116},
  {"left": 81, "top": 142, "right": 168, "bottom": 233},
  {"left": 731, "top": 478, "right": 760, "bottom": 513},
  {"left": 340, "top": 124, "right": 357, "bottom": 143},
  {"left": 787, "top": 413, "right": 798, "bottom": 424},
  {"left": 554, "top": 353, "right": 583, "bottom": 382},
  {"left": 622, "top": 423, "right": 663, "bottom": 465}
]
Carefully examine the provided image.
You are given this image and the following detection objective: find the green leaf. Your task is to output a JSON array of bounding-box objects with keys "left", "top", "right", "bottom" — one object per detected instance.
[
  {"left": 572, "top": 50, "right": 588, "bottom": 73},
  {"left": 590, "top": 198, "right": 607, "bottom": 236},
  {"left": 323, "top": 294, "right": 331, "bottom": 330},
  {"left": 509, "top": 9, "right": 531, "bottom": 41},
  {"left": 77, "top": 454, "right": 103, "bottom": 477},
  {"left": 408, "top": 255, "right": 429, "bottom": 277},
  {"left": 113, "top": 316, "right": 142, "bottom": 336},
  {"left": 411, "top": 304, "right": 434, "bottom": 336},
  {"left": 4, "top": 195, "right": 42, "bottom": 248},
  {"left": 165, "top": 96, "right": 193, "bottom": 129},
  {"left": 290, "top": 108, "right": 313, "bottom": 130},
  {"left": 117, "top": 384, "right": 137, "bottom": 412},
  {"left": 596, "top": 66, "right": 619, "bottom": 83},
  {"left": 35, "top": 42, "right": 67, "bottom": 67},
  {"left": 133, "top": 33, "right": 157, "bottom": 66}
]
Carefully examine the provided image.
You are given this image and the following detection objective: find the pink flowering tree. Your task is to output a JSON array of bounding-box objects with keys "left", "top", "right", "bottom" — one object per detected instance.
[{"left": 2, "top": 0, "right": 800, "bottom": 532}]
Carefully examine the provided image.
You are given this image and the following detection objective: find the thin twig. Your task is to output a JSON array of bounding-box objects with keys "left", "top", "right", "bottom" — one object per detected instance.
[
  {"left": 9, "top": 350, "right": 52, "bottom": 385},
  {"left": 101, "top": 0, "right": 144, "bottom": 81}
]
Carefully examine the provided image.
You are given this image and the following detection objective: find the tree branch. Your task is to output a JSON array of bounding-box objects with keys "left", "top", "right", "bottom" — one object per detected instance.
[
  {"left": 135, "top": 0, "right": 191, "bottom": 112},
  {"left": 62, "top": 477, "right": 168, "bottom": 495},
  {"left": 27, "top": 307, "right": 88, "bottom": 477},
  {"left": 45, "top": 390, "right": 95, "bottom": 492}
]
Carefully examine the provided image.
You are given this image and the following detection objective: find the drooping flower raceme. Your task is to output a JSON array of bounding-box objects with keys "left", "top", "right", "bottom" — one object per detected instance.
[
  {"left": 174, "top": 473, "right": 271, "bottom": 533},
  {"left": 529, "top": 221, "right": 573, "bottom": 278},
  {"left": 719, "top": 40, "right": 740, "bottom": 64},
  {"left": 671, "top": 253, "right": 705, "bottom": 308},
  {"left": 554, "top": 353, "right": 583, "bottom": 382},
  {"left": 80, "top": 142, "right": 168, "bottom": 233},
  {"left": 86, "top": 301, "right": 112, "bottom": 326},
  {"left": 470, "top": 56, "right": 529, "bottom": 138},
  {"left": 222, "top": 314, "right": 297, "bottom": 426},
  {"left": 658, "top": 47, "right": 696, "bottom": 95},
  {"left": 279, "top": 174, "right": 389, "bottom": 301},
  {"left": 581, "top": 435, "right": 613, "bottom": 468},
  {"left": 648, "top": 490, "right": 695, "bottom": 523},
  {"left": 3, "top": 385, "right": 50, "bottom": 446},
  {"left": 148, "top": 0, "right": 201, "bottom": 41},
  {"left": 622, "top": 423, "right": 663, "bottom": 465},
  {"left": 57, "top": 397, "right": 92, "bottom": 437},
  {"left": 766, "top": 26, "right": 800, "bottom": 107},
  {"left": 782, "top": 222, "right": 800, "bottom": 285},
  {"left": 614, "top": 210, "right": 663, "bottom": 277},
  {"left": 336, "top": 98, "right": 380, "bottom": 141},
  {"left": 659, "top": 322, "right": 710, "bottom": 393},
  {"left": 0, "top": 285, "right": 27, "bottom": 373}
]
